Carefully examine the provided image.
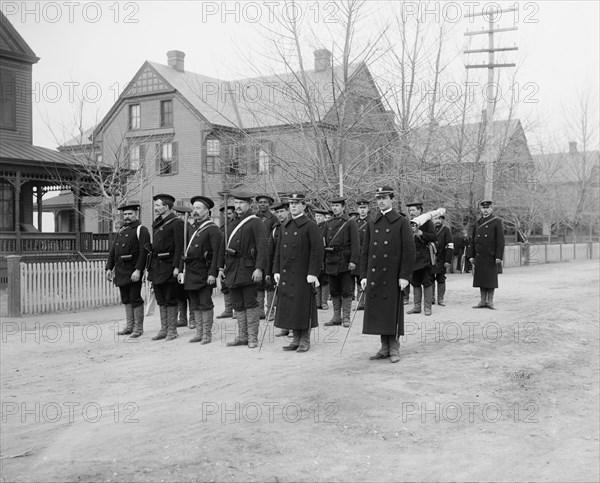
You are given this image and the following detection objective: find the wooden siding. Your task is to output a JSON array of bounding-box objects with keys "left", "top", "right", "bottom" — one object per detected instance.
[{"left": 0, "top": 58, "right": 33, "bottom": 143}]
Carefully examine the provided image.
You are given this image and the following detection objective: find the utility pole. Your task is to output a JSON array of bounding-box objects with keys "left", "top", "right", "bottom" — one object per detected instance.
[{"left": 465, "top": 7, "right": 518, "bottom": 201}]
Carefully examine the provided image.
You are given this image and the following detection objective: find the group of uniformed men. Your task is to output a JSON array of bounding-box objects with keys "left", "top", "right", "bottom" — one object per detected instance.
[{"left": 106, "top": 188, "right": 504, "bottom": 361}]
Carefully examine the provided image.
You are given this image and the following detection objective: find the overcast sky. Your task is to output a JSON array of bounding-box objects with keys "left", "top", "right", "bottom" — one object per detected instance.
[{"left": 4, "top": 0, "right": 599, "bottom": 153}]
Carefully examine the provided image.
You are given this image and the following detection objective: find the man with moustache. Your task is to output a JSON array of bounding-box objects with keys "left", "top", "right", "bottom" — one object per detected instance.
[
  {"left": 469, "top": 199, "right": 505, "bottom": 309},
  {"left": 255, "top": 194, "right": 277, "bottom": 320},
  {"left": 270, "top": 200, "right": 290, "bottom": 336},
  {"left": 150, "top": 194, "right": 185, "bottom": 341},
  {"left": 323, "top": 197, "right": 360, "bottom": 328},
  {"left": 179, "top": 196, "right": 222, "bottom": 344},
  {"left": 106, "top": 202, "right": 151, "bottom": 338},
  {"left": 173, "top": 205, "right": 195, "bottom": 329},
  {"left": 217, "top": 205, "right": 237, "bottom": 319},
  {"left": 218, "top": 191, "right": 268, "bottom": 349},
  {"left": 360, "top": 187, "right": 415, "bottom": 363},
  {"left": 273, "top": 194, "right": 324, "bottom": 352}
]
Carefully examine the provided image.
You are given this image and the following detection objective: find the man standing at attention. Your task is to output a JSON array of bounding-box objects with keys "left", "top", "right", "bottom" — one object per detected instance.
[
  {"left": 323, "top": 196, "right": 360, "bottom": 328},
  {"left": 218, "top": 191, "right": 268, "bottom": 348},
  {"left": 469, "top": 199, "right": 505, "bottom": 309},
  {"left": 360, "top": 187, "right": 415, "bottom": 363},
  {"left": 354, "top": 198, "right": 371, "bottom": 310},
  {"left": 106, "top": 202, "right": 151, "bottom": 338},
  {"left": 273, "top": 194, "right": 324, "bottom": 352},
  {"left": 150, "top": 194, "right": 184, "bottom": 341},
  {"left": 432, "top": 214, "right": 453, "bottom": 306}
]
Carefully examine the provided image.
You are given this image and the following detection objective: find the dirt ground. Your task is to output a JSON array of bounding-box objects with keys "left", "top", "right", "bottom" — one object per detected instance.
[{"left": 1, "top": 260, "right": 599, "bottom": 482}]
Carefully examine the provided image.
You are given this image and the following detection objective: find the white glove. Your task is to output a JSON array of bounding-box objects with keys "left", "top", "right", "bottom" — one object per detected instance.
[
  {"left": 399, "top": 278, "right": 409, "bottom": 290},
  {"left": 274, "top": 273, "right": 280, "bottom": 284},
  {"left": 360, "top": 278, "right": 367, "bottom": 290},
  {"left": 307, "top": 275, "right": 320, "bottom": 287}
]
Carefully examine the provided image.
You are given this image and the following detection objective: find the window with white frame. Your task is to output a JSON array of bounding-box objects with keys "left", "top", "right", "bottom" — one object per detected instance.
[
  {"left": 206, "top": 139, "right": 221, "bottom": 173},
  {"left": 129, "top": 104, "right": 141, "bottom": 130}
]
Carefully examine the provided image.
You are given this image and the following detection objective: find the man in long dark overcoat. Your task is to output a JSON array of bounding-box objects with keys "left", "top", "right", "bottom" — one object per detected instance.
[
  {"left": 270, "top": 200, "right": 290, "bottom": 336},
  {"left": 360, "top": 187, "right": 415, "bottom": 363},
  {"left": 323, "top": 197, "right": 360, "bottom": 327},
  {"left": 432, "top": 214, "right": 453, "bottom": 305},
  {"left": 179, "top": 196, "right": 222, "bottom": 344},
  {"left": 468, "top": 199, "right": 505, "bottom": 309},
  {"left": 105, "top": 202, "right": 151, "bottom": 338},
  {"left": 273, "top": 193, "right": 324, "bottom": 352},
  {"left": 150, "top": 194, "right": 184, "bottom": 341},
  {"left": 217, "top": 190, "right": 268, "bottom": 348}
]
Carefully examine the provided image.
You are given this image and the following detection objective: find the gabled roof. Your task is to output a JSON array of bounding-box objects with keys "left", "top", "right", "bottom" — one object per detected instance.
[
  {"left": 0, "top": 141, "right": 79, "bottom": 167},
  {"left": 532, "top": 149, "right": 600, "bottom": 184},
  {"left": 408, "top": 119, "right": 529, "bottom": 165},
  {"left": 59, "top": 126, "right": 97, "bottom": 149},
  {"left": 0, "top": 10, "right": 39, "bottom": 63},
  {"left": 92, "top": 57, "right": 371, "bottom": 137}
]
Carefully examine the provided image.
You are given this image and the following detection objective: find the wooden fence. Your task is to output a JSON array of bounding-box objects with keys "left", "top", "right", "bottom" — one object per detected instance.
[{"left": 18, "top": 260, "right": 120, "bottom": 315}]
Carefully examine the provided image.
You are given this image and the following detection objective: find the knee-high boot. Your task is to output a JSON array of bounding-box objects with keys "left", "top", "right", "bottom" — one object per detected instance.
[
  {"left": 130, "top": 305, "right": 144, "bottom": 338},
  {"left": 342, "top": 296, "right": 353, "bottom": 327},
  {"left": 321, "top": 284, "right": 330, "bottom": 310},
  {"left": 201, "top": 308, "right": 214, "bottom": 344},
  {"left": 227, "top": 310, "right": 248, "bottom": 346},
  {"left": 177, "top": 299, "right": 188, "bottom": 327},
  {"left": 118, "top": 304, "right": 135, "bottom": 335},
  {"left": 437, "top": 283, "right": 446, "bottom": 306},
  {"left": 486, "top": 289, "right": 496, "bottom": 309},
  {"left": 246, "top": 306, "right": 260, "bottom": 348},
  {"left": 217, "top": 292, "right": 233, "bottom": 318},
  {"left": 152, "top": 306, "right": 168, "bottom": 340},
  {"left": 165, "top": 305, "right": 179, "bottom": 341},
  {"left": 423, "top": 285, "right": 433, "bottom": 316},
  {"left": 473, "top": 288, "right": 487, "bottom": 308},
  {"left": 407, "top": 286, "right": 422, "bottom": 314},
  {"left": 189, "top": 310, "right": 204, "bottom": 343}
]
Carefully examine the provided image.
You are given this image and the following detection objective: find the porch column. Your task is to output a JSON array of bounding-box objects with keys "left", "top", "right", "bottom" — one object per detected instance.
[
  {"left": 15, "top": 170, "right": 21, "bottom": 254},
  {"left": 73, "top": 184, "right": 81, "bottom": 251},
  {"left": 36, "top": 185, "right": 44, "bottom": 231}
]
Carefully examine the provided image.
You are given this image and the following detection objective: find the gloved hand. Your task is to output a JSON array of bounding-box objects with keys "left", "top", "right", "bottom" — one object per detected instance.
[
  {"left": 361, "top": 278, "right": 367, "bottom": 290},
  {"left": 274, "top": 273, "right": 280, "bottom": 285},
  {"left": 307, "top": 275, "right": 320, "bottom": 287},
  {"left": 399, "top": 278, "right": 409, "bottom": 290}
]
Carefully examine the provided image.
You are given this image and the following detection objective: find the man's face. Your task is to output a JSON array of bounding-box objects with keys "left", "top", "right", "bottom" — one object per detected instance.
[
  {"left": 376, "top": 195, "right": 392, "bottom": 212},
  {"left": 408, "top": 206, "right": 422, "bottom": 219},
  {"left": 358, "top": 205, "right": 369, "bottom": 217},
  {"left": 480, "top": 205, "right": 493, "bottom": 217},
  {"left": 331, "top": 203, "right": 344, "bottom": 216},
  {"left": 234, "top": 199, "right": 251, "bottom": 215},
  {"left": 122, "top": 209, "right": 138, "bottom": 225},
  {"left": 226, "top": 209, "right": 236, "bottom": 222},
  {"left": 315, "top": 213, "right": 325, "bottom": 224},
  {"left": 462, "top": 230, "right": 468, "bottom": 237},
  {"left": 433, "top": 215, "right": 442, "bottom": 227},
  {"left": 257, "top": 198, "right": 271, "bottom": 213},
  {"left": 289, "top": 200, "right": 304, "bottom": 217},
  {"left": 325, "top": 214, "right": 332, "bottom": 221},
  {"left": 193, "top": 202, "right": 209, "bottom": 221},
  {"left": 275, "top": 207, "right": 290, "bottom": 223},
  {"left": 154, "top": 200, "right": 168, "bottom": 217}
]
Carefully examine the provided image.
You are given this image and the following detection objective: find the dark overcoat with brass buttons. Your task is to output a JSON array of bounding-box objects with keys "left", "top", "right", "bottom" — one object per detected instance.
[
  {"left": 106, "top": 221, "right": 151, "bottom": 287},
  {"left": 469, "top": 216, "right": 505, "bottom": 288},
  {"left": 273, "top": 214, "right": 324, "bottom": 330},
  {"left": 181, "top": 221, "right": 222, "bottom": 291},
  {"left": 150, "top": 212, "right": 184, "bottom": 285},
  {"left": 360, "top": 210, "right": 415, "bottom": 336}
]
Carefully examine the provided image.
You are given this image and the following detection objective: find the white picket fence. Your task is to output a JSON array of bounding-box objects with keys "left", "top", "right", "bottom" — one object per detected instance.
[{"left": 20, "top": 260, "right": 120, "bottom": 315}]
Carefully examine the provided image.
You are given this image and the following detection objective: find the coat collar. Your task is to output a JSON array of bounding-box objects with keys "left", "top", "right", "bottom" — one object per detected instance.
[
  {"left": 285, "top": 214, "right": 310, "bottom": 227},
  {"left": 153, "top": 211, "right": 177, "bottom": 228},
  {"left": 374, "top": 209, "right": 401, "bottom": 224}
]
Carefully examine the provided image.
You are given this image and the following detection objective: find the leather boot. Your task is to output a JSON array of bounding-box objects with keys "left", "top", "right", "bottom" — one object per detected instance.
[
  {"left": 296, "top": 329, "right": 311, "bottom": 352},
  {"left": 389, "top": 336, "right": 400, "bottom": 363},
  {"left": 266, "top": 290, "right": 276, "bottom": 322},
  {"left": 130, "top": 305, "right": 144, "bottom": 338},
  {"left": 227, "top": 310, "right": 248, "bottom": 346},
  {"left": 177, "top": 299, "right": 188, "bottom": 327},
  {"left": 431, "top": 285, "right": 436, "bottom": 305},
  {"left": 406, "top": 286, "right": 422, "bottom": 314},
  {"left": 325, "top": 296, "right": 342, "bottom": 325},
  {"left": 342, "top": 296, "right": 353, "bottom": 327},
  {"left": 473, "top": 288, "right": 487, "bottom": 308},
  {"left": 118, "top": 304, "right": 135, "bottom": 335},
  {"left": 356, "top": 286, "right": 365, "bottom": 309},
  {"left": 369, "top": 335, "right": 390, "bottom": 360},
  {"left": 152, "top": 305, "right": 168, "bottom": 340},
  {"left": 321, "top": 284, "right": 330, "bottom": 310},
  {"left": 403, "top": 284, "right": 410, "bottom": 305},
  {"left": 246, "top": 306, "right": 260, "bottom": 348},
  {"left": 201, "top": 308, "right": 214, "bottom": 344},
  {"left": 189, "top": 310, "right": 204, "bottom": 343},
  {"left": 188, "top": 308, "right": 196, "bottom": 329},
  {"left": 423, "top": 286, "right": 433, "bottom": 316},
  {"left": 217, "top": 292, "right": 233, "bottom": 318},
  {"left": 257, "top": 290, "right": 266, "bottom": 319},
  {"left": 437, "top": 283, "right": 446, "bottom": 306},
  {"left": 165, "top": 305, "right": 179, "bottom": 341},
  {"left": 283, "top": 330, "right": 301, "bottom": 351},
  {"left": 486, "top": 289, "right": 496, "bottom": 310}
]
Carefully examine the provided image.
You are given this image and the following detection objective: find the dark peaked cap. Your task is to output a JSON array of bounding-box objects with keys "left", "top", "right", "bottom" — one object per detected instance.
[
  {"left": 191, "top": 196, "right": 215, "bottom": 210},
  {"left": 118, "top": 202, "right": 140, "bottom": 211},
  {"left": 230, "top": 190, "right": 255, "bottom": 202},
  {"left": 153, "top": 193, "right": 176, "bottom": 204}
]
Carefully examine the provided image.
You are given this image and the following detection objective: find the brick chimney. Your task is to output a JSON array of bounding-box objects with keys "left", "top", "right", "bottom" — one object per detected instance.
[
  {"left": 314, "top": 49, "right": 332, "bottom": 72},
  {"left": 569, "top": 141, "right": 577, "bottom": 154},
  {"left": 167, "top": 50, "right": 185, "bottom": 72}
]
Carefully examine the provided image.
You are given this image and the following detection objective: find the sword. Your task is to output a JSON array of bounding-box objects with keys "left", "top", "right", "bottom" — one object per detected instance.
[
  {"left": 339, "top": 290, "right": 364, "bottom": 355},
  {"left": 258, "top": 284, "right": 278, "bottom": 352}
]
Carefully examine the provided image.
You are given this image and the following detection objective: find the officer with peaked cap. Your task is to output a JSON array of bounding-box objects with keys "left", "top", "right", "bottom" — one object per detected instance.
[
  {"left": 106, "top": 202, "right": 151, "bottom": 338},
  {"left": 360, "top": 186, "right": 415, "bottom": 363},
  {"left": 323, "top": 196, "right": 360, "bottom": 327},
  {"left": 179, "top": 195, "right": 222, "bottom": 344},
  {"left": 217, "top": 190, "right": 268, "bottom": 348},
  {"left": 270, "top": 199, "right": 291, "bottom": 336},
  {"left": 468, "top": 199, "right": 505, "bottom": 309},
  {"left": 150, "top": 193, "right": 185, "bottom": 341}
]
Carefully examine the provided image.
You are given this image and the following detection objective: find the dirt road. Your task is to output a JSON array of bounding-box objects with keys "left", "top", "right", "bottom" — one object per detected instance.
[{"left": 1, "top": 260, "right": 599, "bottom": 482}]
